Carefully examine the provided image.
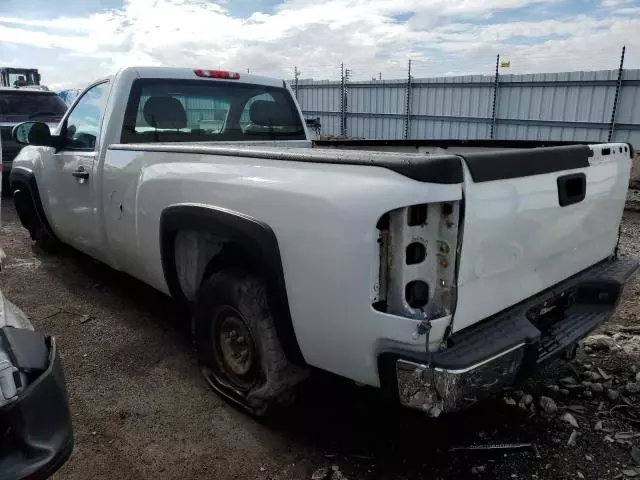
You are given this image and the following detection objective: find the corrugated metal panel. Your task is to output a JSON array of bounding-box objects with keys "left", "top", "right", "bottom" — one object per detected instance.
[
  {"left": 350, "top": 85, "right": 405, "bottom": 114},
  {"left": 296, "top": 69, "right": 640, "bottom": 146},
  {"left": 616, "top": 70, "right": 640, "bottom": 125},
  {"left": 317, "top": 113, "right": 341, "bottom": 136},
  {"left": 347, "top": 115, "right": 403, "bottom": 139},
  {"left": 297, "top": 83, "right": 341, "bottom": 113}
]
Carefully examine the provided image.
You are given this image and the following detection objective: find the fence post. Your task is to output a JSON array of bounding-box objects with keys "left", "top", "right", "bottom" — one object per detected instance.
[
  {"left": 404, "top": 59, "right": 412, "bottom": 140},
  {"left": 340, "top": 63, "right": 345, "bottom": 137},
  {"left": 490, "top": 54, "right": 500, "bottom": 140},
  {"left": 293, "top": 66, "right": 300, "bottom": 100},
  {"left": 608, "top": 45, "right": 626, "bottom": 142},
  {"left": 344, "top": 68, "right": 351, "bottom": 137}
]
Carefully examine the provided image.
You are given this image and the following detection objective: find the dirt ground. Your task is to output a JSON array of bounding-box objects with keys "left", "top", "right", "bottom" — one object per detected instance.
[{"left": 1, "top": 199, "right": 639, "bottom": 480}]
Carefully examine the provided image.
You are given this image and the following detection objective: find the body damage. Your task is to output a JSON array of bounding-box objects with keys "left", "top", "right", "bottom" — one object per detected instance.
[{"left": 98, "top": 147, "right": 462, "bottom": 386}]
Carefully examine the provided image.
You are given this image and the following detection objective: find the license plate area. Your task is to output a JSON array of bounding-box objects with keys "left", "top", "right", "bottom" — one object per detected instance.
[
  {"left": 527, "top": 280, "right": 622, "bottom": 333},
  {"left": 527, "top": 289, "right": 574, "bottom": 336}
]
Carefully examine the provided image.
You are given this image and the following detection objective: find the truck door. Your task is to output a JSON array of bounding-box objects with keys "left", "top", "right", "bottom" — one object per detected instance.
[{"left": 43, "top": 81, "right": 109, "bottom": 257}]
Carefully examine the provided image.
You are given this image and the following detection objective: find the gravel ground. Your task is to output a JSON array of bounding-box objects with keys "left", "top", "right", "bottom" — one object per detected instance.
[{"left": 0, "top": 199, "right": 639, "bottom": 480}]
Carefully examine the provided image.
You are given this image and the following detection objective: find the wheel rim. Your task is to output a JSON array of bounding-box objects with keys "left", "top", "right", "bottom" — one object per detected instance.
[{"left": 212, "top": 306, "right": 259, "bottom": 391}]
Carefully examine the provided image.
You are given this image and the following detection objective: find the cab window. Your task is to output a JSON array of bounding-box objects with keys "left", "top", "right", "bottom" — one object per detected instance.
[{"left": 63, "top": 82, "right": 109, "bottom": 151}]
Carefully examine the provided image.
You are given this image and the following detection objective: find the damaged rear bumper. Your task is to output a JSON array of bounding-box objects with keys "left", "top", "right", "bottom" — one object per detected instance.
[
  {"left": 397, "top": 344, "right": 525, "bottom": 416},
  {"left": 395, "top": 256, "right": 639, "bottom": 415}
]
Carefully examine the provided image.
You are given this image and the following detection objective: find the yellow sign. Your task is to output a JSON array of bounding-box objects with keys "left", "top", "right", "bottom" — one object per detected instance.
[{"left": 500, "top": 61, "right": 511, "bottom": 68}]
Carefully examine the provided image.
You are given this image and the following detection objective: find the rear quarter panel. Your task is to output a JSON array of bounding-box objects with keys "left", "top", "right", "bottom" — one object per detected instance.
[{"left": 101, "top": 148, "right": 462, "bottom": 385}]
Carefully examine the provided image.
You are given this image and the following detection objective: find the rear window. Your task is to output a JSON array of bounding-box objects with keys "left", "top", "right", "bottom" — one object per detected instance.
[
  {"left": 0, "top": 91, "right": 67, "bottom": 119},
  {"left": 121, "top": 79, "right": 305, "bottom": 143}
]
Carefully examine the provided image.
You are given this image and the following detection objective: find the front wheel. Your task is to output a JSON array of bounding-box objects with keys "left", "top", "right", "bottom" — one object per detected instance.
[
  {"left": 12, "top": 187, "right": 61, "bottom": 253},
  {"left": 193, "top": 269, "right": 307, "bottom": 415},
  {"left": 34, "top": 227, "right": 60, "bottom": 253}
]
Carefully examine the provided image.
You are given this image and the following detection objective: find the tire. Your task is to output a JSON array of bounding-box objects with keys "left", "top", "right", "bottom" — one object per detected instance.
[
  {"left": 193, "top": 269, "right": 307, "bottom": 415},
  {"left": 34, "top": 226, "right": 60, "bottom": 253},
  {"left": 12, "top": 185, "right": 61, "bottom": 253}
]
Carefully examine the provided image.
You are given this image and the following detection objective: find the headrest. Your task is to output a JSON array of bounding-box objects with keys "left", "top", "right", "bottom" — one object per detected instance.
[
  {"left": 143, "top": 96, "right": 187, "bottom": 129},
  {"left": 249, "top": 100, "right": 295, "bottom": 126}
]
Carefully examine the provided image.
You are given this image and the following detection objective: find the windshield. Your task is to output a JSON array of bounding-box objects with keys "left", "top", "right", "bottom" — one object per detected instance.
[
  {"left": 0, "top": 92, "right": 67, "bottom": 119},
  {"left": 121, "top": 79, "right": 305, "bottom": 143},
  {"left": 7, "top": 72, "right": 38, "bottom": 87}
]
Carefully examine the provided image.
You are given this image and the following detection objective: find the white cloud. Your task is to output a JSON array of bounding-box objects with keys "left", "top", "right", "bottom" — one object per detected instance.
[
  {"left": 601, "top": 0, "right": 636, "bottom": 7},
  {"left": 0, "top": 16, "right": 96, "bottom": 31},
  {"left": 0, "top": 0, "right": 637, "bottom": 88}
]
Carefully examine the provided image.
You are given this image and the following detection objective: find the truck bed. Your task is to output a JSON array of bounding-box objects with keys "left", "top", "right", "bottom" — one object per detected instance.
[{"left": 109, "top": 140, "right": 632, "bottom": 337}]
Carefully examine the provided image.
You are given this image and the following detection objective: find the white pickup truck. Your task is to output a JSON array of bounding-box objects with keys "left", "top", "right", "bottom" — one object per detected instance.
[{"left": 8, "top": 66, "right": 639, "bottom": 416}]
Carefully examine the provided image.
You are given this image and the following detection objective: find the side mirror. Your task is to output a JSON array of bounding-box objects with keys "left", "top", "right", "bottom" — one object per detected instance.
[{"left": 12, "top": 121, "right": 54, "bottom": 147}]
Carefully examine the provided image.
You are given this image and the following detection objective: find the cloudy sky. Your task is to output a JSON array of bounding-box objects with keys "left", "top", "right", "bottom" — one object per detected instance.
[{"left": 0, "top": 0, "right": 639, "bottom": 90}]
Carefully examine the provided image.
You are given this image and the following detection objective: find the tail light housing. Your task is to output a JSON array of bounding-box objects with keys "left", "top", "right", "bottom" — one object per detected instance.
[{"left": 372, "top": 202, "right": 460, "bottom": 321}]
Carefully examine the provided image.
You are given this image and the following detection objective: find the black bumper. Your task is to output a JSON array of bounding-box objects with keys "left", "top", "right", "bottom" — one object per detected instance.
[
  {"left": 0, "top": 337, "right": 74, "bottom": 480},
  {"left": 2, "top": 140, "right": 22, "bottom": 176},
  {"left": 395, "top": 255, "right": 640, "bottom": 414}
]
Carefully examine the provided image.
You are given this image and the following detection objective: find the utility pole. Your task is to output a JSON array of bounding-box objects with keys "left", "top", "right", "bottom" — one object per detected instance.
[
  {"left": 379, "top": 72, "right": 382, "bottom": 81},
  {"left": 608, "top": 46, "right": 626, "bottom": 142}
]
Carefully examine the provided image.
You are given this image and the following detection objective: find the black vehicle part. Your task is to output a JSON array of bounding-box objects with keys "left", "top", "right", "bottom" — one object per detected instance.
[
  {"left": 460, "top": 145, "right": 592, "bottom": 183},
  {"left": 383, "top": 256, "right": 638, "bottom": 413},
  {"left": 159, "top": 204, "right": 305, "bottom": 366},
  {"left": 388, "top": 255, "right": 638, "bottom": 373},
  {"left": 0, "top": 334, "right": 73, "bottom": 480},
  {"left": 1, "top": 327, "right": 48, "bottom": 373},
  {"left": 9, "top": 167, "right": 60, "bottom": 251},
  {"left": 110, "top": 144, "right": 464, "bottom": 184},
  {"left": 557, "top": 173, "right": 586, "bottom": 207},
  {"left": 313, "top": 138, "right": 593, "bottom": 149}
]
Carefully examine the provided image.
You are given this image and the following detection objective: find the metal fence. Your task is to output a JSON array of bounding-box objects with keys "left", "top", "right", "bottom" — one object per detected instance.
[{"left": 294, "top": 58, "right": 640, "bottom": 148}]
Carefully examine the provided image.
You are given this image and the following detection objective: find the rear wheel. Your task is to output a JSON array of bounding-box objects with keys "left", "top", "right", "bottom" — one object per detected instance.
[
  {"left": 193, "top": 269, "right": 307, "bottom": 415},
  {"left": 213, "top": 306, "right": 260, "bottom": 392}
]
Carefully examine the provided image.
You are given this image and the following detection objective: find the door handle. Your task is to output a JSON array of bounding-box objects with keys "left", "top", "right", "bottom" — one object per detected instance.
[{"left": 72, "top": 167, "right": 89, "bottom": 180}]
